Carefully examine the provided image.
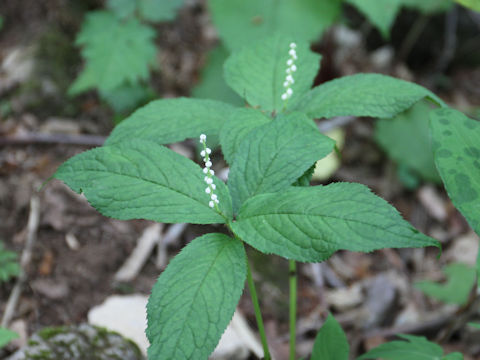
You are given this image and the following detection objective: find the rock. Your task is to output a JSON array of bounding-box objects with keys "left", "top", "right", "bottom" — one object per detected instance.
[
  {"left": 364, "top": 274, "right": 398, "bottom": 328},
  {"left": 446, "top": 231, "right": 479, "bottom": 266},
  {"left": 88, "top": 295, "right": 149, "bottom": 356},
  {"left": 6, "top": 324, "right": 144, "bottom": 360},
  {"left": 326, "top": 283, "right": 364, "bottom": 311},
  {"left": 210, "top": 311, "right": 263, "bottom": 360},
  {"left": 88, "top": 295, "right": 261, "bottom": 359}
]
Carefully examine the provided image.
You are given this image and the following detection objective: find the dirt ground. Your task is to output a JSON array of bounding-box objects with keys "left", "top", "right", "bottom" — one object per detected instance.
[{"left": 1, "top": 1, "right": 480, "bottom": 359}]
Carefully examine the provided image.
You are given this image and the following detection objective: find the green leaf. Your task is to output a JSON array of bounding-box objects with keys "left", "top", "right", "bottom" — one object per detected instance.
[
  {"left": 430, "top": 108, "right": 480, "bottom": 236},
  {"left": 231, "top": 183, "right": 439, "bottom": 262},
  {"left": 208, "top": 0, "right": 342, "bottom": 51},
  {"left": 228, "top": 112, "right": 335, "bottom": 213},
  {"left": 224, "top": 34, "right": 321, "bottom": 113},
  {"left": 138, "top": 0, "right": 185, "bottom": 23},
  {"left": 468, "top": 322, "right": 480, "bottom": 329},
  {"left": 54, "top": 140, "right": 232, "bottom": 224},
  {"left": 402, "top": 0, "right": 454, "bottom": 14},
  {"left": 375, "top": 101, "right": 441, "bottom": 183},
  {"left": 106, "top": 98, "right": 235, "bottom": 145},
  {"left": 106, "top": 0, "right": 186, "bottom": 22},
  {"left": 70, "top": 11, "right": 156, "bottom": 94},
  {"left": 219, "top": 108, "right": 272, "bottom": 165},
  {"left": 454, "top": 0, "right": 480, "bottom": 11},
  {"left": 0, "top": 327, "right": 19, "bottom": 348},
  {"left": 442, "top": 352, "right": 465, "bottom": 360},
  {"left": 311, "top": 313, "right": 349, "bottom": 360},
  {"left": 192, "top": 45, "right": 244, "bottom": 106},
  {"left": 294, "top": 73, "right": 445, "bottom": 120},
  {"left": 147, "top": 233, "right": 246, "bottom": 359},
  {"left": 477, "top": 243, "right": 480, "bottom": 288},
  {"left": 415, "top": 263, "right": 476, "bottom": 305},
  {"left": 100, "top": 83, "right": 154, "bottom": 115},
  {"left": 347, "top": 0, "right": 402, "bottom": 38},
  {"left": 358, "top": 334, "right": 461, "bottom": 360},
  {"left": 0, "top": 243, "right": 20, "bottom": 283},
  {"left": 106, "top": 0, "right": 137, "bottom": 19}
]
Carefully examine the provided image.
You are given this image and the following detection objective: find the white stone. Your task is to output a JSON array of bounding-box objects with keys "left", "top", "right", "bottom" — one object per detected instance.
[{"left": 88, "top": 294, "right": 149, "bottom": 355}]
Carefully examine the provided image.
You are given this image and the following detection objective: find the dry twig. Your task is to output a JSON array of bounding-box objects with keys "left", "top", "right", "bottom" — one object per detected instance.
[{"left": 1, "top": 196, "right": 40, "bottom": 327}]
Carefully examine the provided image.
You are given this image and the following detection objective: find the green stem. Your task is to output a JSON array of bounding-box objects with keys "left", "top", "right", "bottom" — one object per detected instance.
[
  {"left": 246, "top": 261, "right": 271, "bottom": 360},
  {"left": 289, "top": 259, "right": 297, "bottom": 360}
]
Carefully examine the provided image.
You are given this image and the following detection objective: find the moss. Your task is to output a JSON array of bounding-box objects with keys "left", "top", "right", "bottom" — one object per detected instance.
[{"left": 37, "top": 326, "right": 68, "bottom": 341}]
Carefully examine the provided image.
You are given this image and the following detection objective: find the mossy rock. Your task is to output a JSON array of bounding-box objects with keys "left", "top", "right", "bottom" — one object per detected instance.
[{"left": 7, "top": 324, "right": 144, "bottom": 360}]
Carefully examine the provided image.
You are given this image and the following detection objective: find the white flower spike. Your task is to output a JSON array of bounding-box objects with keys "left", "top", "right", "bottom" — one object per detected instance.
[
  {"left": 199, "top": 134, "right": 220, "bottom": 211},
  {"left": 281, "top": 42, "right": 297, "bottom": 103}
]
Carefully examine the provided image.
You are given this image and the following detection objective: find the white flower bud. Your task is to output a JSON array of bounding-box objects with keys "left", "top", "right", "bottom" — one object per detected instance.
[
  {"left": 211, "top": 194, "right": 218, "bottom": 201},
  {"left": 290, "top": 65, "right": 297, "bottom": 72},
  {"left": 209, "top": 201, "right": 214, "bottom": 208},
  {"left": 200, "top": 150, "right": 206, "bottom": 157},
  {"left": 283, "top": 81, "right": 289, "bottom": 88},
  {"left": 206, "top": 177, "right": 213, "bottom": 185},
  {"left": 205, "top": 148, "right": 212, "bottom": 154},
  {"left": 286, "top": 75, "right": 294, "bottom": 82},
  {"left": 203, "top": 168, "right": 209, "bottom": 174},
  {"left": 215, "top": 199, "right": 219, "bottom": 204},
  {"left": 281, "top": 93, "right": 288, "bottom": 101},
  {"left": 287, "top": 59, "right": 293, "bottom": 66},
  {"left": 286, "top": 88, "right": 293, "bottom": 96},
  {"left": 205, "top": 160, "right": 212, "bottom": 168},
  {"left": 290, "top": 42, "right": 296, "bottom": 49},
  {"left": 205, "top": 187, "right": 211, "bottom": 194},
  {"left": 199, "top": 134, "right": 206, "bottom": 142},
  {"left": 211, "top": 184, "right": 216, "bottom": 190},
  {"left": 209, "top": 169, "right": 215, "bottom": 176},
  {"left": 289, "top": 49, "right": 296, "bottom": 57}
]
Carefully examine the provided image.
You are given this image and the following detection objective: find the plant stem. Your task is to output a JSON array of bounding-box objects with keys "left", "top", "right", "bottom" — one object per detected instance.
[
  {"left": 289, "top": 259, "right": 297, "bottom": 360},
  {"left": 246, "top": 261, "right": 271, "bottom": 360}
]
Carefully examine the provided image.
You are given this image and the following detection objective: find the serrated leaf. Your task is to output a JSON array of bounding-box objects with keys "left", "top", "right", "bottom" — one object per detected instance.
[
  {"left": 224, "top": 34, "right": 321, "bottom": 113},
  {"left": 454, "top": 0, "right": 480, "bottom": 11},
  {"left": 231, "top": 183, "right": 439, "bottom": 262},
  {"left": 347, "top": 0, "right": 402, "bottom": 38},
  {"left": 430, "top": 108, "right": 480, "bottom": 236},
  {"left": 415, "top": 263, "right": 476, "bottom": 305},
  {"left": 106, "top": 98, "right": 235, "bottom": 145},
  {"left": 147, "top": 233, "right": 246, "bottom": 359},
  {"left": 311, "top": 313, "right": 349, "bottom": 360},
  {"left": 294, "top": 73, "right": 445, "bottom": 120},
  {"left": 228, "top": 112, "right": 335, "bottom": 213},
  {"left": 54, "top": 140, "right": 232, "bottom": 224},
  {"left": 358, "top": 334, "right": 461, "bottom": 360},
  {"left": 192, "top": 44, "right": 244, "bottom": 106},
  {"left": 0, "top": 243, "right": 20, "bottom": 283},
  {"left": 375, "top": 101, "right": 441, "bottom": 183},
  {"left": 208, "top": 0, "right": 342, "bottom": 51},
  {"left": 219, "top": 107, "right": 272, "bottom": 165},
  {"left": 70, "top": 11, "right": 156, "bottom": 94},
  {"left": 0, "top": 327, "right": 19, "bottom": 348},
  {"left": 138, "top": 0, "right": 185, "bottom": 23}
]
